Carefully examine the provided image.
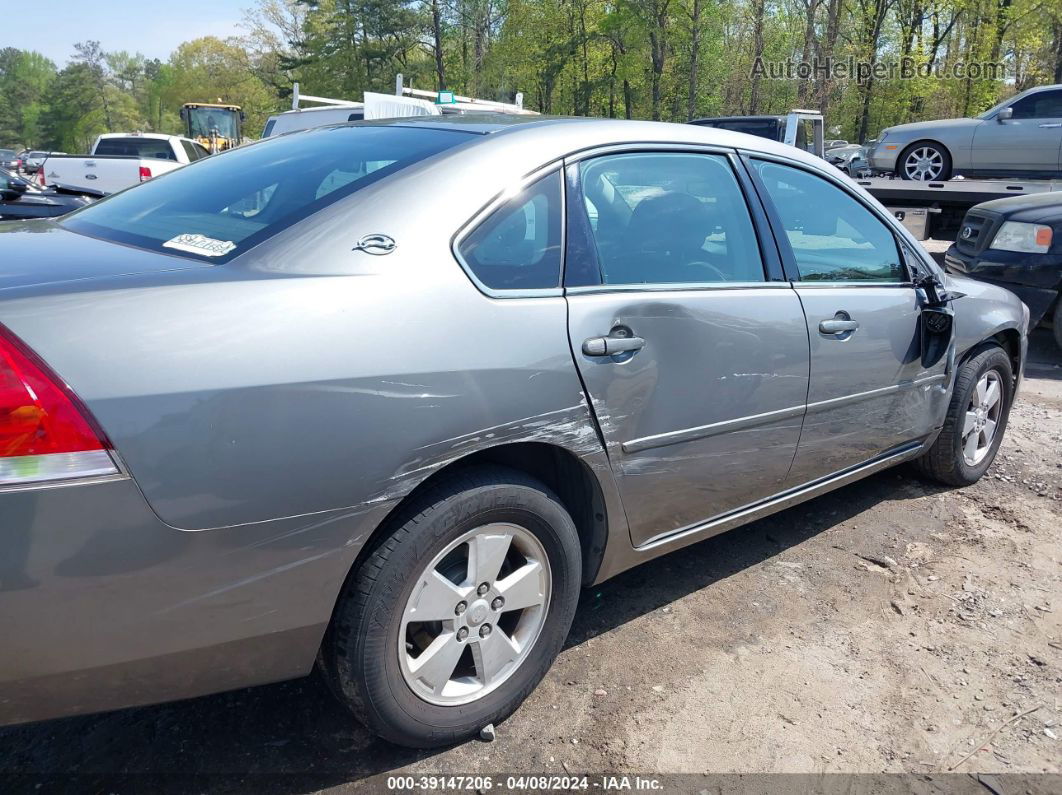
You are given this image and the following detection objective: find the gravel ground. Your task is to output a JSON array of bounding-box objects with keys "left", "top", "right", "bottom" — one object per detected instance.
[{"left": 2, "top": 331, "right": 1059, "bottom": 793}]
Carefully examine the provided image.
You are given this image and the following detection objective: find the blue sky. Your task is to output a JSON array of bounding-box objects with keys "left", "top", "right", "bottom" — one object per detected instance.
[{"left": 3, "top": 0, "right": 252, "bottom": 66}]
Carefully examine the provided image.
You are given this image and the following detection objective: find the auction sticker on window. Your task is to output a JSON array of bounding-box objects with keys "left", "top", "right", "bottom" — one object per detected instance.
[{"left": 163, "top": 233, "right": 236, "bottom": 257}]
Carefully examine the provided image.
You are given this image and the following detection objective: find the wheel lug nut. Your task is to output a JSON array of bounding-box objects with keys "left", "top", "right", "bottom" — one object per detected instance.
[
  {"left": 457, "top": 627, "right": 468, "bottom": 641},
  {"left": 455, "top": 601, "right": 467, "bottom": 616},
  {"left": 477, "top": 582, "right": 489, "bottom": 596},
  {"left": 491, "top": 597, "right": 504, "bottom": 610},
  {"left": 479, "top": 624, "right": 491, "bottom": 637}
]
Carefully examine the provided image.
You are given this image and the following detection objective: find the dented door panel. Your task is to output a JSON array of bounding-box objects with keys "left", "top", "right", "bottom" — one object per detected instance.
[{"left": 566, "top": 287, "right": 810, "bottom": 547}]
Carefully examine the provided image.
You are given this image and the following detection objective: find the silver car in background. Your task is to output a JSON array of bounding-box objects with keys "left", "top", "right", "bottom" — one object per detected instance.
[
  {"left": 0, "top": 117, "right": 1027, "bottom": 748},
  {"left": 869, "top": 83, "right": 1062, "bottom": 180}
]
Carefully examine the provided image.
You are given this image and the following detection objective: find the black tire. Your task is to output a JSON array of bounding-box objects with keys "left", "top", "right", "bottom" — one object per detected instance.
[
  {"left": 321, "top": 465, "right": 582, "bottom": 748},
  {"left": 898, "top": 141, "right": 953, "bottom": 181},
  {"left": 1052, "top": 298, "right": 1062, "bottom": 352},
  {"left": 913, "top": 345, "right": 1013, "bottom": 486}
]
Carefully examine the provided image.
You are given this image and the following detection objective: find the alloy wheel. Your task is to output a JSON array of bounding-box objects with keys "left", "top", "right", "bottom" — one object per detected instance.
[
  {"left": 399, "top": 522, "right": 551, "bottom": 706},
  {"left": 903, "top": 146, "right": 945, "bottom": 180},
  {"left": 962, "top": 370, "right": 1003, "bottom": 466}
]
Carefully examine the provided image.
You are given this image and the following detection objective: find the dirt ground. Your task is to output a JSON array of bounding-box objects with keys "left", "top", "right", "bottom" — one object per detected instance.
[{"left": 1, "top": 331, "right": 1060, "bottom": 793}]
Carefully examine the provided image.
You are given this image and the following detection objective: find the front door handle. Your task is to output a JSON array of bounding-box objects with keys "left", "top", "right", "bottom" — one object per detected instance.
[
  {"left": 582, "top": 334, "right": 646, "bottom": 356},
  {"left": 819, "top": 315, "right": 860, "bottom": 335}
]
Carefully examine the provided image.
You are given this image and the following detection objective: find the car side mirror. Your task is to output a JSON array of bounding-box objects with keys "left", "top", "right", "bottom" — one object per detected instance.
[
  {"left": 9, "top": 177, "right": 29, "bottom": 194},
  {"left": 0, "top": 186, "right": 19, "bottom": 201},
  {"left": 997, "top": 107, "right": 1013, "bottom": 122}
]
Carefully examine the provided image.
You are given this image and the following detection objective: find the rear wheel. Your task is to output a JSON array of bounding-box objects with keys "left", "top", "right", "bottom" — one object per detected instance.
[
  {"left": 914, "top": 345, "right": 1013, "bottom": 486},
  {"left": 898, "top": 141, "right": 952, "bottom": 181},
  {"left": 322, "top": 466, "right": 581, "bottom": 748}
]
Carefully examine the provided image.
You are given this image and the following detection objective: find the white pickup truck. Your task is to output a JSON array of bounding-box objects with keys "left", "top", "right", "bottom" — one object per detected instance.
[{"left": 39, "top": 133, "right": 211, "bottom": 195}]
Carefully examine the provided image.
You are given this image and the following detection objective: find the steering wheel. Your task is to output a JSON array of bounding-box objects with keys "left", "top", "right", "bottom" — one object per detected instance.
[{"left": 686, "top": 260, "right": 730, "bottom": 282}]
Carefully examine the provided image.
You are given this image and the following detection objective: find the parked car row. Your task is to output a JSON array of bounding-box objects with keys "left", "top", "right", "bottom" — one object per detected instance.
[
  {"left": 869, "top": 83, "right": 1062, "bottom": 180},
  {"left": 945, "top": 191, "right": 1062, "bottom": 350},
  {"left": 39, "top": 132, "right": 207, "bottom": 195}
]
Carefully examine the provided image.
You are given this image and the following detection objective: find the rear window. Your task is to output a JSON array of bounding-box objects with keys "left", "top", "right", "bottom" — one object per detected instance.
[
  {"left": 62, "top": 126, "right": 469, "bottom": 263},
  {"left": 94, "top": 137, "right": 178, "bottom": 160}
]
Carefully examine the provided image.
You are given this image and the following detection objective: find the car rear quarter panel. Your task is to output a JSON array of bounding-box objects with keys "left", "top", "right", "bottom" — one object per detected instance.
[
  {"left": 0, "top": 133, "right": 621, "bottom": 722},
  {"left": 945, "top": 272, "right": 1028, "bottom": 373}
]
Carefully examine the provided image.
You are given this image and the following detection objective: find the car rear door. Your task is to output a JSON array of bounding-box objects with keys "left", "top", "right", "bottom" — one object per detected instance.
[
  {"left": 563, "top": 148, "right": 810, "bottom": 548},
  {"left": 972, "top": 88, "right": 1062, "bottom": 175},
  {"left": 747, "top": 157, "right": 949, "bottom": 486}
]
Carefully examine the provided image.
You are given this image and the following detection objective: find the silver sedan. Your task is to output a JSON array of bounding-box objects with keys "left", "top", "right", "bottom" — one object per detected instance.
[
  {"left": 869, "top": 83, "right": 1062, "bottom": 180},
  {"left": 0, "top": 116, "right": 1027, "bottom": 747}
]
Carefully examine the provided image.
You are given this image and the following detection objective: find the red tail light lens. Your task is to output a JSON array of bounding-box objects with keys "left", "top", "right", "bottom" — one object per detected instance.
[
  {"left": 0, "top": 324, "right": 115, "bottom": 485},
  {"left": 139, "top": 165, "right": 152, "bottom": 182}
]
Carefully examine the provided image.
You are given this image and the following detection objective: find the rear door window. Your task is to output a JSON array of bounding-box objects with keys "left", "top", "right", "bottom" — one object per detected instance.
[
  {"left": 457, "top": 171, "right": 563, "bottom": 290},
  {"left": 752, "top": 159, "right": 903, "bottom": 282},
  {"left": 62, "top": 126, "right": 471, "bottom": 262}
]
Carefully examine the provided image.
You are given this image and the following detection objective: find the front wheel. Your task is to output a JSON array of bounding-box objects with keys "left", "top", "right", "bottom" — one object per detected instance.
[
  {"left": 1052, "top": 298, "right": 1062, "bottom": 352},
  {"left": 322, "top": 466, "right": 582, "bottom": 748},
  {"left": 914, "top": 345, "right": 1013, "bottom": 486},
  {"left": 898, "top": 141, "right": 953, "bottom": 181}
]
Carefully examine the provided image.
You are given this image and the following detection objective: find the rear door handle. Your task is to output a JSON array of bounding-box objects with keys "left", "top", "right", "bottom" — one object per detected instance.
[
  {"left": 819, "top": 318, "right": 859, "bottom": 335},
  {"left": 582, "top": 335, "right": 646, "bottom": 356}
]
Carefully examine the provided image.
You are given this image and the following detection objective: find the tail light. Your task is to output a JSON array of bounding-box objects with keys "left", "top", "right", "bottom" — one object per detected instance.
[
  {"left": 0, "top": 324, "right": 118, "bottom": 486},
  {"left": 37, "top": 167, "right": 46, "bottom": 187},
  {"left": 139, "top": 165, "right": 152, "bottom": 182}
]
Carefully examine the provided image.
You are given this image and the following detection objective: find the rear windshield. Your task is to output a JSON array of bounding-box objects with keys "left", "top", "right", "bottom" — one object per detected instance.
[
  {"left": 62, "top": 125, "right": 470, "bottom": 263},
  {"left": 94, "top": 137, "right": 179, "bottom": 160}
]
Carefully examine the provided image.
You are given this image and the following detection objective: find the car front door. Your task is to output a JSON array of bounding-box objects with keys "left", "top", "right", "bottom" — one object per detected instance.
[
  {"left": 748, "top": 157, "right": 950, "bottom": 486},
  {"left": 971, "top": 88, "right": 1062, "bottom": 175},
  {"left": 564, "top": 149, "right": 810, "bottom": 548}
]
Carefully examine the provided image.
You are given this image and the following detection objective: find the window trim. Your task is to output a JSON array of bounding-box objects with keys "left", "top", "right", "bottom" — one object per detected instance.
[
  {"left": 1010, "top": 88, "right": 1062, "bottom": 119},
  {"left": 743, "top": 151, "right": 915, "bottom": 287},
  {"left": 559, "top": 144, "right": 783, "bottom": 293},
  {"left": 450, "top": 159, "right": 567, "bottom": 299}
]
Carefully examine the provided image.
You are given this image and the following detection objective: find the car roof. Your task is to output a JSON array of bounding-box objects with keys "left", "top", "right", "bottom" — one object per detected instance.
[
  {"left": 977, "top": 190, "right": 1062, "bottom": 216},
  {"left": 690, "top": 116, "right": 785, "bottom": 125},
  {"left": 354, "top": 114, "right": 571, "bottom": 135}
]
